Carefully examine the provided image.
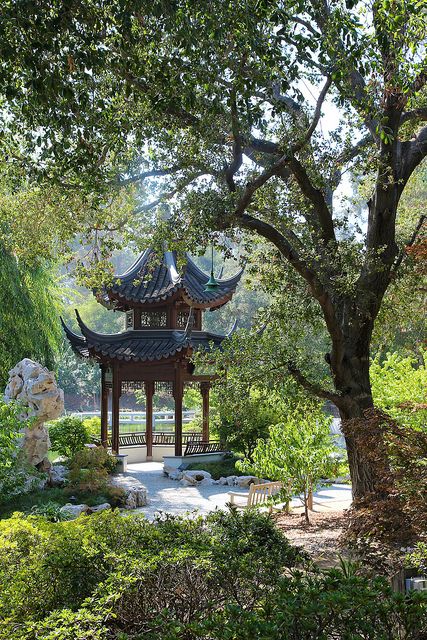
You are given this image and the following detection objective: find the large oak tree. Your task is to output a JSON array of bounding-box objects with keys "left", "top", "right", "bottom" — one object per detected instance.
[{"left": 1, "top": 0, "right": 426, "bottom": 497}]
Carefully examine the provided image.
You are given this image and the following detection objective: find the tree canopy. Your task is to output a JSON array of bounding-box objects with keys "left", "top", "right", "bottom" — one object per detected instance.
[{"left": 1, "top": 0, "right": 426, "bottom": 496}]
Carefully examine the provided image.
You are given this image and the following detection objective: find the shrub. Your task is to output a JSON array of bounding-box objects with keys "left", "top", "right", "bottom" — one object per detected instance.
[
  {"left": 82, "top": 416, "right": 102, "bottom": 444},
  {"left": 29, "top": 501, "right": 69, "bottom": 523},
  {"left": 0, "top": 400, "right": 44, "bottom": 504},
  {"left": 406, "top": 543, "right": 427, "bottom": 575},
  {"left": 69, "top": 446, "right": 117, "bottom": 474},
  {"left": 239, "top": 399, "right": 335, "bottom": 522},
  {"left": 67, "top": 447, "right": 117, "bottom": 495},
  {"left": 48, "top": 417, "right": 91, "bottom": 459},
  {"left": 0, "top": 510, "right": 426, "bottom": 639}
]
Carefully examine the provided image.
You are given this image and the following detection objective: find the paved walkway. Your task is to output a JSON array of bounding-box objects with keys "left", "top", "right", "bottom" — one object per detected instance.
[{"left": 126, "top": 462, "right": 352, "bottom": 520}]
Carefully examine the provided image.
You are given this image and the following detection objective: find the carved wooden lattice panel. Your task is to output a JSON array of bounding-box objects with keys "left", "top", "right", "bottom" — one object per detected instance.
[
  {"left": 141, "top": 311, "right": 167, "bottom": 327},
  {"left": 176, "top": 310, "right": 190, "bottom": 328},
  {"left": 154, "top": 381, "right": 174, "bottom": 395},
  {"left": 125, "top": 310, "right": 134, "bottom": 329},
  {"left": 121, "top": 381, "right": 145, "bottom": 394}
]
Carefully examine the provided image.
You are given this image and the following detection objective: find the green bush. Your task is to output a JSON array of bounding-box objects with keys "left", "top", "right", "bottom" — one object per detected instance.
[
  {"left": 0, "top": 510, "right": 301, "bottom": 630},
  {"left": 0, "top": 400, "right": 45, "bottom": 505},
  {"left": 67, "top": 447, "right": 117, "bottom": 496},
  {"left": 48, "top": 417, "right": 91, "bottom": 459},
  {"left": 82, "top": 416, "right": 102, "bottom": 444},
  {"left": 186, "top": 454, "right": 244, "bottom": 479},
  {"left": 0, "top": 509, "right": 426, "bottom": 639}
]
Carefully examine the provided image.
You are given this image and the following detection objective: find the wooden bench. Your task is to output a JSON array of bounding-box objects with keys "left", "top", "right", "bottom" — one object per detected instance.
[{"left": 228, "top": 481, "right": 290, "bottom": 513}]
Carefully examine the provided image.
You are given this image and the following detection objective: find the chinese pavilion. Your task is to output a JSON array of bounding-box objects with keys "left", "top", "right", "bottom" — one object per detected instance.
[{"left": 62, "top": 249, "right": 242, "bottom": 458}]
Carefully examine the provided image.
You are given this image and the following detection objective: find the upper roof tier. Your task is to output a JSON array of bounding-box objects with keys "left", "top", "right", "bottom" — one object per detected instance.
[{"left": 97, "top": 249, "right": 243, "bottom": 311}]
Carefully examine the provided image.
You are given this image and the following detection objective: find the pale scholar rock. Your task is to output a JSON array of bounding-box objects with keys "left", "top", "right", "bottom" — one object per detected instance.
[
  {"left": 218, "top": 477, "right": 228, "bottom": 485},
  {"left": 4, "top": 359, "right": 64, "bottom": 469},
  {"left": 199, "top": 477, "right": 213, "bottom": 486},
  {"left": 163, "top": 463, "right": 180, "bottom": 476},
  {"left": 226, "top": 475, "right": 238, "bottom": 486},
  {"left": 110, "top": 474, "right": 148, "bottom": 509},
  {"left": 59, "top": 503, "right": 89, "bottom": 518}
]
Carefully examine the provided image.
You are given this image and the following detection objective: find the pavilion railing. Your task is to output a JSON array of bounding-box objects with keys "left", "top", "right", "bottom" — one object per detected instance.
[
  {"left": 183, "top": 441, "right": 225, "bottom": 456},
  {"left": 106, "top": 431, "right": 205, "bottom": 448}
]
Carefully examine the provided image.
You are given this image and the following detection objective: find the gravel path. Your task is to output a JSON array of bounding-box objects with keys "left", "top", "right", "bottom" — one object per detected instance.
[{"left": 125, "top": 462, "right": 352, "bottom": 522}]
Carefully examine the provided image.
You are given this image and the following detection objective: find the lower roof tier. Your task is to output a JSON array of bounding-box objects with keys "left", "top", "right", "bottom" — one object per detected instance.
[{"left": 61, "top": 314, "right": 228, "bottom": 363}]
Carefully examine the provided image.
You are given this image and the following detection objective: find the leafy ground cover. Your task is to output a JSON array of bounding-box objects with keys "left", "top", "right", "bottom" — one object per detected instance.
[
  {"left": 0, "top": 509, "right": 425, "bottom": 639},
  {"left": 0, "top": 487, "right": 113, "bottom": 520},
  {"left": 186, "top": 455, "right": 244, "bottom": 479}
]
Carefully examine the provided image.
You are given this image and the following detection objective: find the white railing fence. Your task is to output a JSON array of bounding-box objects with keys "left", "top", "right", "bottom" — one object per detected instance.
[{"left": 71, "top": 410, "right": 196, "bottom": 433}]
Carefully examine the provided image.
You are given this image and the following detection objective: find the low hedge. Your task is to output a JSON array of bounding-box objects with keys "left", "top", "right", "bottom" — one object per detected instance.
[{"left": 0, "top": 510, "right": 426, "bottom": 639}]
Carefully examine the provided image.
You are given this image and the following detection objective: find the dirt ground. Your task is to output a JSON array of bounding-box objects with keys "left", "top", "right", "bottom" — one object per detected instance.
[{"left": 275, "top": 509, "right": 350, "bottom": 568}]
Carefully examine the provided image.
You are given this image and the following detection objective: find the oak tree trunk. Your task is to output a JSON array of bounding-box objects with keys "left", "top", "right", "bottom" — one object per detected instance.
[{"left": 329, "top": 313, "right": 388, "bottom": 500}]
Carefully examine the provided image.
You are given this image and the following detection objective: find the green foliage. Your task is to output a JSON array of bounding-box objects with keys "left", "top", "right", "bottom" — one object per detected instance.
[
  {"left": 0, "top": 400, "right": 45, "bottom": 505},
  {"left": 371, "top": 351, "right": 427, "bottom": 429},
  {"left": 0, "top": 245, "right": 61, "bottom": 389},
  {"left": 186, "top": 455, "right": 244, "bottom": 480},
  {"left": 196, "top": 571, "right": 427, "bottom": 640},
  {"left": 29, "top": 501, "right": 69, "bottom": 523},
  {"left": 0, "top": 509, "right": 425, "bottom": 639},
  {"left": 82, "top": 416, "right": 102, "bottom": 443},
  {"left": 217, "top": 386, "right": 294, "bottom": 459},
  {"left": 0, "top": 399, "right": 24, "bottom": 467},
  {"left": 48, "top": 417, "right": 91, "bottom": 459},
  {"left": 406, "top": 543, "right": 427, "bottom": 575},
  {"left": 239, "top": 400, "right": 335, "bottom": 522},
  {"left": 68, "top": 447, "right": 117, "bottom": 496},
  {"left": 0, "top": 509, "right": 301, "bottom": 634}
]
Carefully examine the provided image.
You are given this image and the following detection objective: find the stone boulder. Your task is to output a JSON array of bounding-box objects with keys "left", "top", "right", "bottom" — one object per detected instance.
[
  {"left": 59, "top": 503, "right": 89, "bottom": 519},
  {"left": 48, "top": 465, "right": 69, "bottom": 487},
  {"left": 88, "top": 503, "right": 111, "bottom": 514},
  {"left": 110, "top": 474, "right": 148, "bottom": 509},
  {"left": 4, "top": 359, "right": 64, "bottom": 469},
  {"left": 236, "top": 476, "right": 259, "bottom": 487}
]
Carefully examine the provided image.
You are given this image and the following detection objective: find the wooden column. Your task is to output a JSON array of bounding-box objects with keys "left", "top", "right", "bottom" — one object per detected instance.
[
  {"left": 200, "top": 382, "right": 210, "bottom": 443},
  {"left": 174, "top": 366, "right": 183, "bottom": 456},
  {"left": 112, "top": 364, "right": 121, "bottom": 455},
  {"left": 100, "top": 366, "right": 109, "bottom": 448},
  {"left": 145, "top": 381, "right": 154, "bottom": 460}
]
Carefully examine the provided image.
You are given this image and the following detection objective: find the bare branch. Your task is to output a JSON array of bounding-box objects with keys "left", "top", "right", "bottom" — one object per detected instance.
[
  {"left": 337, "top": 134, "right": 374, "bottom": 165},
  {"left": 291, "top": 76, "right": 332, "bottom": 153},
  {"left": 132, "top": 171, "right": 206, "bottom": 214}
]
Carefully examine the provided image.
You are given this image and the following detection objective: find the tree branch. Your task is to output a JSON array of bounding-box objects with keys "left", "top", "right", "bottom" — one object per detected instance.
[
  {"left": 391, "top": 214, "right": 427, "bottom": 275},
  {"left": 288, "top": 157, "right": 336, "bottom": 242},
  {"left": 287, "top": 361, "right": 343, "bottom": 404},
  {"left": 400, "top": 108, "right": 427, "bottom": 127},
  {"left": 401, "top": 124, "right": 427, "bottom": 185},
  {"left": 291, "top": 76, "right": 332, "bottom": 153},
  {"left": 132, "top": 171, "right": 206, "bottom": 214},
  {"left": 118, "top": 166, "right": 183, "bottom": 185},
  {"left": 224, "top": 91, "right": 243, "bottom": 192}
]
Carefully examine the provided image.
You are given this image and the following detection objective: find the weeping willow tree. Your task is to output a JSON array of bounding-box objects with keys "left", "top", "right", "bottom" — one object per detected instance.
[{"left": 0, "top": 245, "right": 61, "bottom": 388}]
